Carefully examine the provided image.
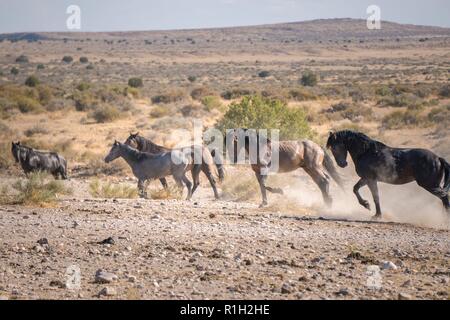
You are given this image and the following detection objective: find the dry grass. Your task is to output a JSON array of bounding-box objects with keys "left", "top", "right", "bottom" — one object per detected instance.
[
  {"left": 149, "top": 185, "right": 183, "bottom": 200},
  {"left": 89, "top": 179, "right": 138, "bottom": 199}
]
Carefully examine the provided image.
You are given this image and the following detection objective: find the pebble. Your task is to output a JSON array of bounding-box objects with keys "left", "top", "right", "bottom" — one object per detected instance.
[
  {"left": 99, "top": 287, "right": 117, "bottom": 297},
  {"left": 398, "top": 292, "right": 413, "bottom": 300},
  {"left": 281, "top": 283, "right": 293, "bottom": 294},
  {"left": 94, "top": 270, "right": 118, "bottom": 283},
  {"left": 381, "top": 261, "right": 398, "bottom": 270}
]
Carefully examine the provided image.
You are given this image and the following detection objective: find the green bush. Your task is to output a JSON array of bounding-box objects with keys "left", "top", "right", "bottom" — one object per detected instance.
[
  {"left": 25, "top": 75, "right": 40, "bottom": 87},
  {"left": 76, "top": 82, "right": 91, "bottom": 91},
  {"left": 89, "top": 105, "right": 121, "bottom": 123},
  {"left": 221, "top": 88, "right": 254, "bottom": 100},
  {"left": 79, "top": 56, "right": 89, "bottom": 63},
  {"left": 300, "top": 70, "right": 318, "bottom": 87},
  {"left": 202, "top": 95, "right": 223, "bottom": 112},
  {"left": 187, "top": 75, "right": 197, "bottom": 82},
  {"left": 10, "top": 67, "right": 19, "bottom": 75},
  {"left": 62, "top": 56, "right": 73, "bottom": 63},
  {"left": 128, "top": 77, "right": 143, "bottom": 88},
  {"left": 216, "top": 95, "right": 313, "bottom": 140},
  {"left": 36, "top": 64, "right": 45, "bottom": 70},
  {"left": 439, "top": 85, "right": 450, "bottom": 98}
]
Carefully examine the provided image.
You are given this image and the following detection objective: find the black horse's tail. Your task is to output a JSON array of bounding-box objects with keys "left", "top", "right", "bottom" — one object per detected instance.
[
  {"left": 210, "top": 149, "right": 225, "bottom": 182},
  {"left": 440, "top": 158, "right": 450, "bottom": 194},
  {"left": 322, "top": 148, "right": 345, "bottom": 190}
]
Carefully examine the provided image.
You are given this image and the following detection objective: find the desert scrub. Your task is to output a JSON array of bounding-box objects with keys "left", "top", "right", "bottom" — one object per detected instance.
[
  {"left": 191, "top": 86, "right": 217, "bottom": 100},
  {"left": 151, "top": 89, "right": 186, "bottom": 104},
  {"left": 128, "top": 77, "right": 143, "bottom": 88},
  {"left": 24, "top": 124, "right": 49, "bottom": 137},
  {"left": 221, "top": 171, "right": 259, "bottom": 202},
  {"left": 221, "top": 88, "right": 254, "bottom": 100},
  {"left": 25, "top": 75, "right": 40, "bottom": 87},
  {"left": 62, "top": 56, "right": 73, "bottom": 63},
  {"left": 88, "top": 105, "right": 121, "bottom": 123},
  {"left": 149, "top": 185, "right": 183, "bottom": 200},
  {"left": 300, "top": 70, "right": 318, "bottom": 86},
  {"left": 89, "top": 179, "right": 138, "bottom": 199},
  {"left": 15, "top": 55, "right": 29, "bottom": 63},
  {"left": 216, "top": 95, "right": 314, "bottom": 140},
  {"left": 202, "top": 95, "right": 224, "bottom": 112},
  {"left": 0, "top": 141, "right": 14, "bottom": 170},
  {"left": 382, "top": 110, "right": 425, "bottom": 129},
  {"left": 288, "top": 87, "right": 318, "bottom": 101},
  {"left": 10, "top": 172, "right": 72, "bottom": 206}
]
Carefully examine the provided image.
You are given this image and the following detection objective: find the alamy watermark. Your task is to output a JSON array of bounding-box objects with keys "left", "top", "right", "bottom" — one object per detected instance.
[
  {"left": 65, "top": 265, "right": 81, "bottom": 290},
  {"left": 66, "top": 5, "right": 81, "bottom": 30},
  {"left": 367, "top": 5, "right": 381, "bottom": 30}
]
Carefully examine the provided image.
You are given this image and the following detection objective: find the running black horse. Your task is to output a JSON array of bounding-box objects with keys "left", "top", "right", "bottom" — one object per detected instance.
[{"left": 326, "top": 130, "right": 449, "bottom": 219}]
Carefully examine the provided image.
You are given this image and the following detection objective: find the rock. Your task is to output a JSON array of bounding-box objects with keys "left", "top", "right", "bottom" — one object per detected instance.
[
  {"left": 37, "top": 238, "right": 49, "bottom": 246},
  {"left": 98, "top": 237, "right": 115, "bottom": 245},
  {"left": 128, "top": 275, "right": 137, "bottom": 283},
  {"left": 209, "top": 213, "right": 216, "bottom": 219},
  {"left": 381, "top": 261, "right": 397, "bottom": 270},
  {"left": 23, "top": 215, "right": 30, "bottom": 219},
  {"left": 401, "top": 280, "right": 411, "bottom": 287},
  {"left": 49, "top": 280, "right": 66, "bottom": 288},
  {"left": 94, "top": 270, "right": 118, "bottom": 283},
  {"left": 281, "top": 283, "right": 293, "bottom": 294},
  {"left": 336, "top": 288, "right": 350, "bottom": 296},
  {"left": 244, "top": 259, "right": 253, "bottom": 266},
  {"left": 398, "top": 292, "right": 412, "bottom": 300},
  {"left": 99, "top": 287, "right": 117, "bottom": 297}
]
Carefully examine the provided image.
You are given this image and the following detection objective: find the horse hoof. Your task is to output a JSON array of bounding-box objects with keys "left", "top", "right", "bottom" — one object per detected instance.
[
  {"left": 371, "top": 215, "right": 382, "bottom": 221},
  {"left": 361, "top": 201, "right": 370, "bottom": 210},
  {"left": 259, "top": 202, "right": 268, "bottom": 208}
]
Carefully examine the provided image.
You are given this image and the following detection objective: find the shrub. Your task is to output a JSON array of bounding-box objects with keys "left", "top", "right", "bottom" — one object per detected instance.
[
  {"left": 86, "top": 64, "right": 95, "bottom": 70},
  {"left": 187, "top": 75, "right": 197, "bottom": 82},
  {"left": 439, "top": 85, "right": 450, "bottom": 98},
  {"left": 89, "top": 179, "right": 138, "bottom": 199},
  {"left": 300, "top": 70, "right": 318, "bottom": 86},
  {"left": 128, "top": 77, "right": 143, "bottom": 88},
  {"left": 24, "top": 124, "right": 49, "bottom": 137},
  {"left": 15, "top": 55, "right": 29, "bottom": 63},
  {"left": 428, "top": 105, "right": 450, "bottom": 125},
  {"left": 36, "top": 64, "right": 45, "bottom": 70},
  {"left": 89, "top": 105, "right": 121, "bottom": 123},
  {"left": 76, "top": 82, "right": 91, "bottom": 91},
  {"left": 150, "top": 105, "right": 171, "bottom": 118},
  {"left": 10, "top": 67, "right": 19, "bottom": 75},
  {"left": 191, "top": 86, "right": 217, "bottom": 100},
  {"left": 11, "top": 172, "right": 71, "bottom": 206},
  {"left": 151, "top": 89, "right": 186, "bottom": 104},
  {"left": 215, "top": 95, "right": 313, "bottom": 140},
  {"left": 202, "top": 95, "right": 223, "bottom": 112},
  {"left": 288, "top": 87, "right": 317, "bottom": 101},
  {"left": 72, "top": 91, "right": 98, "bottom": 111},
  {"left": 62, "top": 56, "right": 73, "bottom": 63},
  {"left": 25, "top": 75, "right": 40, "bottom": 87},
  {"left": 79, "top": 56, "right": 89, "bottom": 63},
  {"left": 221, "top": 88, "right": 254, "bottom": 100},
  {"left": 16, "top": 96, "right": 42, "bottom": 113},
  {"left": 382, "top": 110, "right": 423, "bottom": 129},
  {"left": 258, "top": 70, "right": 270, "bottom": 78}
]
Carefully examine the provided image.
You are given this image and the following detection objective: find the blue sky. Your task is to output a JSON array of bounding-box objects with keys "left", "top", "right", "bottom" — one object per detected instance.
[{"left": 0, "top": 0, "right": 449, "bottom": 33}]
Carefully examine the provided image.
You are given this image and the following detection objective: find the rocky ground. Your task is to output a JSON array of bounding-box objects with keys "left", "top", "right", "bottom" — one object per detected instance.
[{"left": 0, "top": 180, "right": 449, "bottom": 300}]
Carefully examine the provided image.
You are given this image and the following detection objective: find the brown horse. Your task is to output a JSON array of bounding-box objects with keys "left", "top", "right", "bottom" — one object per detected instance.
[
  {"left": 227, "top": 129, "right": 344, "bottom": 207},
  {"left": 125, "top": 133, "right": 222, "bottom": 199}
]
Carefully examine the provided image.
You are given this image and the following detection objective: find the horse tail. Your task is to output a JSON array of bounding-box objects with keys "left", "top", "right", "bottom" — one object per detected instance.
[
  {"left": 322, "top": 147, "right": 345, "bottom": 190},
  {"left": 210, "top": 149, "right": 225, "bottom": 182},
  {"left": 440, "top": 158, "right": 450, "bottom": 193}
]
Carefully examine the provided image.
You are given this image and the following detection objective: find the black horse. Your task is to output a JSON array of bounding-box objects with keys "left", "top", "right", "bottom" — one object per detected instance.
[
  {"left": 11, "top": 142, "right": 68, "bottom": 179},
  {"left": 326, "top": 131, "right": 449, "bottom": 219}
]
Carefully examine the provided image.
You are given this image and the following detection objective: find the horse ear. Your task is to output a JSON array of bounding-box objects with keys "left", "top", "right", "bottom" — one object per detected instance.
[{"left": 17, "top": 141, "right": 21, "bottom": 145}]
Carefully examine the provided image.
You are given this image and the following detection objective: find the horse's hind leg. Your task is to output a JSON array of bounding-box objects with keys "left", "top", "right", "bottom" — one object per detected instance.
[
  {"left": 304, "top": 168, "right": 332, "bottom": 207},
  {"left": 190, "top": 165, "right": 202, "bottom": 197},
  {"left": 201, "top": 164, "right": 220, "bottom": 200},
  {"left": 182, "top": 174, "right": 192, "bottom": 200},
  {"left": 159, "top": 178, "right": 169, "bottom": 190},
  {"left": 138, "top": 179, "right": 148, "bottom": 199},
  {"left": 420, "top": 185, "right": 450, "bottom": 213},
  {"left": 367, "top": 180, "right": 382, "bottom": 219},
  {"left": 255, "top": 171, "right": 268, "bottom": 207}
]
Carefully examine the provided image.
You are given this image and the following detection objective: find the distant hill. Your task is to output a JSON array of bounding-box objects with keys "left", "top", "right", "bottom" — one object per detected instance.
[{"left": 1, "top": 18, "right": 450, "bottom": 42}]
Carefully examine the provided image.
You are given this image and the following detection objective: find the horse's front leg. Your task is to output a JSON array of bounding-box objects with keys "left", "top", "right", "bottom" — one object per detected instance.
[
  {"left": 159, "top": 178, "right": 169, "bottom": 190},
  {"left": 353, "top": 178, "right": 370, "bottom": 210},
  {"left": 367, "top": 180, "right": 382, "bottom": 219},
  {"left": 138, "top": 179, "right": 148, "bottom": 199},
  {"left": 255, "top": 171, "right": 268, "bottom": 207}
]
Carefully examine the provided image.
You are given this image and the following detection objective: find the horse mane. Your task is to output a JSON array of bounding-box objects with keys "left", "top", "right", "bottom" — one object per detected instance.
[
  {"left": 135, "top": 135, "right": 168, "bottom": 153},
  {"left": 119, "top": 142, "right": 160, "bottom": 161},
  {"left": 336, "top": 130, "right": 386, "bottom": 152}
]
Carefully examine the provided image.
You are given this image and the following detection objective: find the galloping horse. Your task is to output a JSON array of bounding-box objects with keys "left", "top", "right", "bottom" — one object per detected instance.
[
  {"left": 125, "top": 133, "right": 224, "bottom": 199},
  {"left": 105, "top": 141, "right": 193, "bottom": 199},
  {"left": 227, "top": 128, "right": 344, "bottom": 207},
  {"left": 326, "top": 130, "right": 450, "bottom": 219}
]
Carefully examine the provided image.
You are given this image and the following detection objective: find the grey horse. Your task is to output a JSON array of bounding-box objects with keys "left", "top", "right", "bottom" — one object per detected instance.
[{"left": 104, "top": 141, "right": 193, "bottom": 199}]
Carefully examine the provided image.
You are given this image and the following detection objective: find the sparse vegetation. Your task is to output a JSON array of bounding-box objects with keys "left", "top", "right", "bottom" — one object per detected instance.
[
  {"left": 89, "top": 105, "right": 121, "bottom": 123},
  {"left": 89, "top": 179, "right": 138, "bottom": 199},
  {"left": 300, "top": 70, "right": 318, "bottom": 87},
  {"left": 25, "top": 75, "right": 40, "bottom": 87},
  {"left": 128, "top": 77, "right": 143, "bottom": 88},
  {"left": 15, "top": 55, "right": 29, "bottom": 63},
  {"left": 79, "top": 56, "right": 89, "bottom": 63},
  {"left": 151, "top": 89, "right": 186, "bottom": 104},
  {"left": 62, "top": 56, "right": 74, "bottom": 63}
]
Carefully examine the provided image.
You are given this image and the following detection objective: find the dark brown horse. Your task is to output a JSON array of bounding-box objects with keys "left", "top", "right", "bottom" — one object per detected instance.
[
  {"left": 227, "top": 129, "right": 344, "bottom": 207},
  {"left": 125, "top": 133, "right": 223, "bottom": 199},
  {"left": 327, "top": 130, "right": 450, "bottom": 219}
]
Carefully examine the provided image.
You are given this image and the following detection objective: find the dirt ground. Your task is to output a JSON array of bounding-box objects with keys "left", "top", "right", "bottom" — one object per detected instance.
[{"left": 0, "top": 175, "right": 448, "bottom": 300}]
